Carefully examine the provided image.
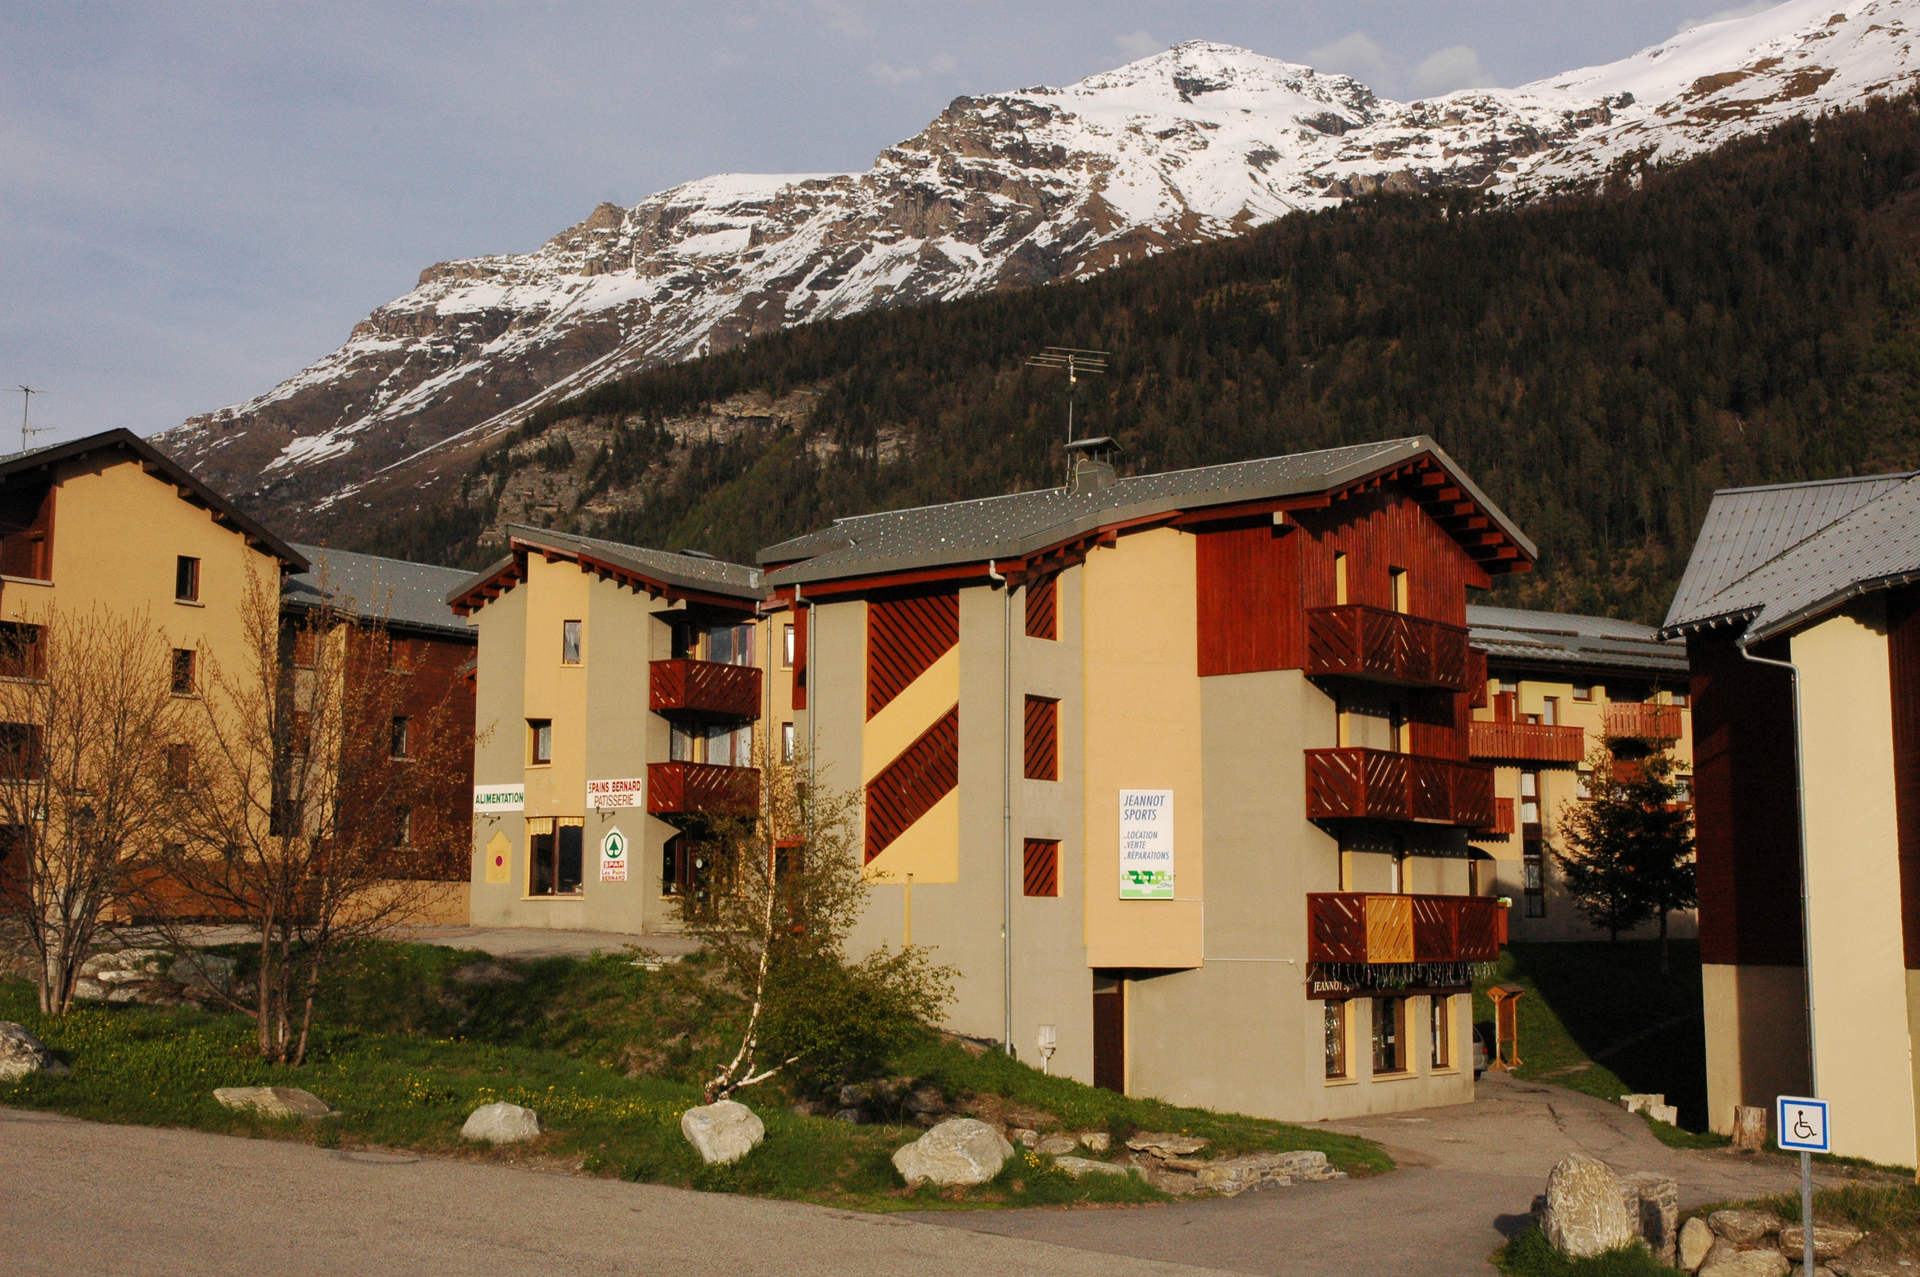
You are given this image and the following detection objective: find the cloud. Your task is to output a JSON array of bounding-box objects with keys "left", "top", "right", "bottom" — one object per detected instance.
[
  {"left": 1112, "top": 29, "right": 1162, "bottom": 60},
  {"left": 1306, "top": 32, "right": 1392, "bottom": 86},
  {"left": 930, "top": 53, "right": 956, "bottom": 75},
  {"left": 812, "top": 0, "right": 870, "bottom": 40},
  {"left": 1409, "top": 44, "right": 1487, "bottom": 96},
  {"left": 867, "top": 59, "right": 923, "bottom": 85},
  {"left": 1679, "top": 1, "right": 1776, "bottom": 34}
]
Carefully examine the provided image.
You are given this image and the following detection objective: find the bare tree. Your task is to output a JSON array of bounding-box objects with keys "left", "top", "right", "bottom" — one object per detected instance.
[
  {"left": 0, "top": 606, "right": 187, "bottom": 1013},
  {"left": 150, "top": 570, "right": 472, "bottom": 1064},
  {"left": 686, "top": 747, "right": 953, "bottom": 1103}
]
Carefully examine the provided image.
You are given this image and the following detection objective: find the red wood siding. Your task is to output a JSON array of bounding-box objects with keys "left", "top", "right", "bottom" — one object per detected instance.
[
  {"left": 792, "top": 605, "right": 808, "bottom": 710},
  {"left": 1025, "top": 574, "right": 1058, "bottom": 641},
  {"left": 1890, "top": 589, "right": 1920, "bottom": 968},
  {"left": 1291, "top": 488, "right": 1475, "bottom": 625},
  {"left": 1195, "top": 519, "right": 1289, "bottom": 676},
  {"left": 866, "top": 590, "right": 959, "bottom": 719},
  {"left": 1023, "top": 838, "right": 1060, "bottom": 896},
  {"left": 1024, "top": 695, "right": 1059, "bottom": 781},
  {"left": 864, "top": 705, "right": 959, "bottom": 862},
  {"left": 1689, "top": 633, "right": 1803, "bottom": 967}
]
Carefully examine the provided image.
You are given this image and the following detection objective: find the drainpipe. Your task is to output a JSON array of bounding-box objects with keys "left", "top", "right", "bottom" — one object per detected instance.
[
  {"left": 988, "top": 559, "right": 1014, "bottom": 1056},
  {"left": 1736, "top": 637, "right": 1817, "bottom": 1096}
]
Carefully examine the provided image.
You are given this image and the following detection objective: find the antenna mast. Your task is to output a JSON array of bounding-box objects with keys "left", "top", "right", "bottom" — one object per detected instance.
[
  {"left": 14, "top": 386, "right": 49, "bottom": 452},
  {"left": 1025, "top": 346, "right": 1108, "bottom": 447}
]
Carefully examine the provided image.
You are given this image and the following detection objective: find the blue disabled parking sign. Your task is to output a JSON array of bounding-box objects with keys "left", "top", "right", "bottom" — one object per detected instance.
[{"left": 1777, "top": 1096, "right": 1830, "bottom": 1153}]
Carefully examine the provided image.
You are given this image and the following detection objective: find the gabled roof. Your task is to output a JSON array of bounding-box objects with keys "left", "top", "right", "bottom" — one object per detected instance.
[
  {"left": 1662, "top": 469, "right": 1920, "bottom": 643},
  {"left": 763, "top": 436, "right": 1534, "bottom": 588},
  {"left": 0, "top": 428, "right": 305, "bottom": 569},
  {"left": 1467, "top": 604, "right": 1686, "bottom": 678},
  {"left": 449, "top": 524, "right": 762, "bottom": 616},
  {"left": 285, "top": 544, "right": 474, "bottom": 640}
]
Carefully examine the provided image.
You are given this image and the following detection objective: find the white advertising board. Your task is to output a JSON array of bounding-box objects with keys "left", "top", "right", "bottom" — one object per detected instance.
[
  {"left": 1119, "top": 788, "right": 1174, "bottom": 899},
  {"left": 472, "top": 784, "right": 525, "bottom": 814},
  {"left": 600, "top": 827, "right": 629, "bottom": 883},
  {"left": 587, "top": 776, "right": 645, "bottom": 811}
]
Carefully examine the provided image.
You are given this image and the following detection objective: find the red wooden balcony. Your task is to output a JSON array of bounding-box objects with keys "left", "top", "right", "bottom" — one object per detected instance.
[
  {"left": 647, "top": 761, "right": 759, "bottom": 819},
  {"left": 1308, "top": 892, "right": 1501, "bottom": 966},
  {"left": 1468, "top": 719, "right": 1587, "bottom": 763},
  {"left": 1467, "top": 648, "right": 1489, "bottom": 708},
  {"left": 1305, "top": 747, "right": 1495, "bottom": 827},
  {"left": 1305, "top": 605, "right": 1473, "bottom": 692},
  {"left": 1469, "top": 796, "right": 1515, "bottom": 839},
  {"left": 1604, "top": 702, "right": 1683, "bottom": 743},
  {"left": 650, "top": 659, "right": 762, "bottom": 721}
]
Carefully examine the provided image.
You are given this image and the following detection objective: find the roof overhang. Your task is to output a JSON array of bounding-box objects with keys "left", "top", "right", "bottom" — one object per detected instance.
[{"left": 448, "top": 530, "right": 761, "bottom": 617}]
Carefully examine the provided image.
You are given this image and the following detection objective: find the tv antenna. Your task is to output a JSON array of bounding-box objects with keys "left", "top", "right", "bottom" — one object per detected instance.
[
  {"left": 14, "top": 386, "right": 51, "bottom": 452},
  {"left": 1026, "top": 347, "right": 1107, "bottom": 445}
]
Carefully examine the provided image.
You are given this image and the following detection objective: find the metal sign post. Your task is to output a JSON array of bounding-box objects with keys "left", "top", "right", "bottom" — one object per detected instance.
[{"left": 1777, "top": 1096, "right": 1829, "bottom": 1274}]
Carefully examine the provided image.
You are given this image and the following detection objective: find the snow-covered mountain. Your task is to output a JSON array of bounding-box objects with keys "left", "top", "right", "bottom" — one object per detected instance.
[{"left": 160, "top": 0, "right": 1920, "bottom": 522}]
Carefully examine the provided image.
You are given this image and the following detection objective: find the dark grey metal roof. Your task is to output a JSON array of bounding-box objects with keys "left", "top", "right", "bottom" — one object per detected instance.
[
  {"left": 1663, "top": 470, "right": 1920, "bottom": 642},
  {"left": 1467, "top": 605, "right": 1687, "bottom": 678},
  {"left": 450, "top": 525, "right": 762, "bottom": 604},
  {"left": 286, "top": 544, "right": 474, "bottom": 639},
  {"left": 763, "top": 436, "right": 1535, "bottom": 584}
]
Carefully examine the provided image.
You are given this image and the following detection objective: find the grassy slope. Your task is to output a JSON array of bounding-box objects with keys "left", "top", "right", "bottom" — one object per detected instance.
[{"left": 0, "top": 942, "right": 1387, "bottom": 1210}]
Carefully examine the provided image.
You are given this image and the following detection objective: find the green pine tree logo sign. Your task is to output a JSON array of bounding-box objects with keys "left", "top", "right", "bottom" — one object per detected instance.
[{"left": 600, "top": 827, "right": 628, "bottom": 883}]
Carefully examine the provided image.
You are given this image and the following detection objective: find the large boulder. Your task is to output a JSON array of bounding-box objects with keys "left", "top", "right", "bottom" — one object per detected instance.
[
  {"left": 0, "top": 1022, "right": 68, "bottom": 1082},
  {"left": 213, "top": 1086, "right": 337, "bottom": 1119},
  {"left": 166, "top": 953, "right": 237, "bottom": 1001},
  {"left": 680, "top": 1099, "right": 765, "bottom": 1166},
  {"left": 1033, "top": 1132, "right": 1078, "bottom": 1156},
  {"left": 1125, "top": 1131, "right": 1210, "bottom": 1157},
  {"left": 1540, "top": 1153, "right": 1636, "bottom": 1258},
  {"left": 1777, "top": 1224, "right": 1865, "bottom": 1262},
  {"left": 461, "top": 1102, "right": 543, "bottom": 1145},
  {"left": 892, "top": 1117, "right": 1013, "bottom": 1188},
  {"left": 1053, "top": 1156, "right": 1131, "bottom": 1179},
  {"left": 1697, "top": 1244, "right": 1789, "bottom": 1276},
  {"left": 1708, "top": 1209, "right": 1783, "bottom": 1246},
  {"left": 1193, "top": 1149, "right": 1344, "bottom": 1196},
  {"left": 1679, "top": 1217, "right": 1716, "bottom": 1271}
]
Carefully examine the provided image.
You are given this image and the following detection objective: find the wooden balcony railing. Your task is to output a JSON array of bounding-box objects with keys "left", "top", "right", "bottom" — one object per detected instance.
[
  {"left": 647, "top": 761, "right": 760, "bottom": 819},
  {"left": 1307, "top": 892, "right": 1502, "bottom": 966},
  {"left": 1604, "top": 702, "right": 1683, "bottom": 743},
  {"left": 1304, "top": 747, "right": 1495, "bottom": 827},
  {"left": 1468, "top": 719, "right": 1587, "bottom": 763},
  {"left": 1305, "top": 605, "right": 1473, "bottom": 692},
  {"left": 1469, "top": 796, "right": 1516, "bottom": 839},
  {"left": 649, "top": 659, "right": 762, "bottom": 721},
  {"left": 1467, "top": 648, "right": 1490, "bottom": 708}
]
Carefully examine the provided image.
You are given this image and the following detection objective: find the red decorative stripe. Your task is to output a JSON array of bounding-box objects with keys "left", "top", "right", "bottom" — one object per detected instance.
[
  {"left": 864, "top": 706, "right": 960, "bottom": 862},
  {"left": 866, "top": 590, "right": 959, "bottom": 719},
  {"left": 1025, "top": 574, "right": 1058, "bottom": 641},
  {"left": 1023, "top": 839, "right": 1060, "bottom": 897},
  {"left": 1024, "top": 695, "right": 1058, "bottom": 781}
]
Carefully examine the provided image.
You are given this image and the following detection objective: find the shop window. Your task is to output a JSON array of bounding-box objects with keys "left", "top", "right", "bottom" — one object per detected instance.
[
  {"left": 1430, "top": 995, "right": 1452, "bottom": 1069},
  {"left": 1372, "top": 997, "right": 1407, "bottom": 1074},
  {"left": 661, "top": 833, "right": 711, "bottom": 903},
  {"left": 528, "top": 817, "right": 583, "bottom": 895},
  {"left": 528, "top": 719, "right": 552, "bottom": 765},
  {"left": 1022, "top": 839, "right": 1060, "bottom": 897},
  {"left": 175, "top": 555, "right": 200, "bottom": 602},
  {"left": 170, "top": 648, "right": 197, "bottom": 696},
  {"left": 561, "top": 620, "right": 582, "bottom": 665},
  {"left": 1325, "top": 1001, "right": 1350, "bottom": 1080}
]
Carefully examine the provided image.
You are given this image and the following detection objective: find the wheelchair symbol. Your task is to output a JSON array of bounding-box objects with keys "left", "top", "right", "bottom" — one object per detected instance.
[{"left": 1792, "top": 1111, "right": 1817, "bottom": 1140}]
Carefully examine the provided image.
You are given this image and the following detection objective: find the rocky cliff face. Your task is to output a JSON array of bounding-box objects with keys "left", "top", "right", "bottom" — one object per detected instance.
[{"left": 159, "top": 0, "right": 1920, "bottom": 531}]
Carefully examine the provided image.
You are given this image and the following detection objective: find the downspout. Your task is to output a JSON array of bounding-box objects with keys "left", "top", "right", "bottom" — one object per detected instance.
[
  {"left": 1737, "top": 636, "right": 1818, "bottom": 1095},
  {"left": 988, "top": 558, "right": 1014, "bottom": 1056}
]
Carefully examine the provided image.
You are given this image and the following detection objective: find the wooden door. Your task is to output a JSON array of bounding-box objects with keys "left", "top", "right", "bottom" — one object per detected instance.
[{"left": 1092, "top": 973, "right": 1125, "bottom": 1093}]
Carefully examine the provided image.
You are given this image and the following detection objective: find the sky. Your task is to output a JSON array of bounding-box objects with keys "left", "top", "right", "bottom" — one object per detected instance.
[{"left": 0, "top": 1, "right": 1778, "bottom": 446}]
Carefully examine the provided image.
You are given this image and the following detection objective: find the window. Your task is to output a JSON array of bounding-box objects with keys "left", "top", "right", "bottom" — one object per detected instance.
[
  {"left": 166, "top": 743, "right": 190, "bottom": 789},
  {"left": 780, "top": 721, "right": 795, "bottom": 765},
  {"left": 293, "top": 628, "right": 318, "bottom": 669},
  {"left": 1519, "top": 770, "right": 1541, "bottom": 828},
  {"left": 175, "top": 555, "right": 200, "bottom": 602},
  {"left": 1430, "top": 995, "right": 1452, "bottom": 1069},
  {"left": 1572, "top": 681, "right": 1594, "bottom": 702},
  {"left": 1023, "top": 838, "right": 1060, "bottom": 897},
  {"left": 661, "top": 832, "right": 712, "bottom": 902},
  {"left": 1524, "top": 836, "right": 1547, "bottom": 918},
  {"left": 1389, "top": 566, "right": 1409, "bottom": 614},
  {"left": 1541, "top": 696, "right": 1559, "bottom": 726},
  {"left": 393, "top": 807, "right": 412, "bottom": 848},
  {"left": 0, "top": 622, "right": 43, "bottom": 679},
  {"left": 528, "top": 719, "right": 552, "bottom": 765},
  {"left": 706, "top": 622, "right": 753, "bottom": 666},
  {"left": 782, "top": 624, "right": 795, "bottom": 668},
  {"left": 1670, "top": 689, "right": 1690, "bottom": 708},
  {"left": 528, "top": 817, "right": 583, "bottom": 895},
  {"left": 1372, "top": 997, "right": 1406, "bottom": 1074},
  {"left": 0, "top": 723, "right": 41, "bottom": 779},
  {"left": 1024, "top": 695, "right": 1059, "bottom": 781},
  {"left": 561, "top": 620, "right": 582, "bottom": 665},
  {"left": 387, "top": 636, "right": 415, "bottom": 672},
  {"left": 1388, "top": 701, "right": 1409, "bottom": 754},
  {"left": 390, "top": 716, "right": 410, "bottom": 759},
  {"left": 170, "top": 648, "right": 197, "bottom": 696},
  {"left": 1333, "top": 552, "right": 1349, "bottom": 605},
  {"left": 1325, "top": 1001, "right": 1350, "bottom": 1080},
  {"left": 1674, "top": 776, "right": 1693, "bottom": 804}
]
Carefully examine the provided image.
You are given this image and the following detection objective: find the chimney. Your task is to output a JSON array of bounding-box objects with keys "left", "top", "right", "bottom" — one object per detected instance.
[{"left": 1065, "top": 436, "right": 1123, "bottom": 494}]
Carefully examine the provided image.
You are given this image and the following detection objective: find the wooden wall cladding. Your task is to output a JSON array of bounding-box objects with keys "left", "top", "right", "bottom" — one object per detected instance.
[
  {"left": 1025, "top": 573, "right": 1058, "bottom": 641},
  {"left": 1024, "top": 695, "right": 1059, "bottom": 781},
  {"left": 1291, "top": 489, "right": 1476, "bottom": 626},
  {"left": 866, "top": 590, "right": 960, "bottom": 719},
  {"left": 792, "top": 604, "right": 809, "bottom": 710},
  {"left": 863, "top": 706, "right": 959, "bottom": 862},
  {"left": 1195, "top": 518, "right": 1297, "bottom": 675},
  {"left": 1889, "top": 589, "right": 1920, "bottom": 968},
  {"left": 1023, "top": 838, "right": 1060, "bottom": 896}
]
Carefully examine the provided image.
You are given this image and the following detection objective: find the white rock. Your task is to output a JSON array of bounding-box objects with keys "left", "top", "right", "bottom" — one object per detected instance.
[
  {"left": 892, "top": 1117, "right": 1014, "bottom": 1187},
  {"left": 1053, "top": 1155, "right": 1131, "bottom": 1178},
  {"left": 1646, "top": 1103, "right": 1680, "bottom": 1126},
  {"left": 1125, "top": 1131, "right": 1210, "bottom": 1157},
  {"left": 680, "top": 1099, "right": 765, "bottom": 1166},
  {"left": 0, "top": 1022, "right": 68, "bottom": 1082},
  {"left": 213, "top": 1086, "right": 337, "bottom": 1119},
  {"left": 1034, "top": 1132, "right": 1078, "bottom": 1156},
  {"left": 1540, "top": 1152, "right": 1636, "bottom": 1258},
  {"left": 1679, "top": 1215, "right": 1715, "bottom": 1271},
  {"left": 1709, "top": 1209, "right": 1782, "bottom": 1246},
  {"left": 1077, "top": 1130, "right": 1111, "bottom": 1153},
  {"left": 461, "top": 1101, "right": 543, "bottom": 1145},
  {"left": 1698, "top": 1244, "right": 1789, "bottom": 1277}
]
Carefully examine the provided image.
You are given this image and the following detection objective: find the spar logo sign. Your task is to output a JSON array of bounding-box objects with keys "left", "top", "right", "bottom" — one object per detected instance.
[{"left": 600, "top": 827, "right": 628, "bottom": 883}]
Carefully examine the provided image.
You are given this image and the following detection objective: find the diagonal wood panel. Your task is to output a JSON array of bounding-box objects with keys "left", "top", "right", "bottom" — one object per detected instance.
[
  {"left": 867, "top": 590, "right": 960, "bottom": 719},
  {"left": 864, "top": 705, "right": 960, "bottom": 862}
]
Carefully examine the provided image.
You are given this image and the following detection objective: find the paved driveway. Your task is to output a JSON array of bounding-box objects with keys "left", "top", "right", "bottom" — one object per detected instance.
[{"left": 910, "top": 1073, "right": 1868, "bottom": 1275}]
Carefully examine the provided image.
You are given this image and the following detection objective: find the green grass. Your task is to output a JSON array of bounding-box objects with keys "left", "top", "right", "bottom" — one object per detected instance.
[
  {"left": 0, "top": 941, "right": 1388, "bottom": 1209},
  {"left": 1494, "top": 1228, "right": 1684, "bottom": 1276},
  {"left": 1474, "top": 942, "right": 1713, "bottom": 1135},
  {"left": 1754, "top": 1181, "right": 1920, "bottom": 1232}
]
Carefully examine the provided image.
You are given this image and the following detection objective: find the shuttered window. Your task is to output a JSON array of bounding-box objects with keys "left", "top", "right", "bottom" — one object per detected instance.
[
  {"left": 1024, "top": 695, "right": 1058, "bottom": 781},
  {"left": 1025, "top": 574, "right": 1058, "bottom": 640},
  {"left": 1023, "top": 839, "right": 1060, "bottom": 897}
]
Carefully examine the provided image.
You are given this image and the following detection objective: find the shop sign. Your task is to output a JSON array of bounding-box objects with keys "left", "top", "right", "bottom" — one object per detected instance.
[
  {"left": 1118, "top": 788, "right": 1173, "bottom": 899},
  {"left": 473, "top": 784, "right": 525, "bottom": 814},
  {"left": 587, "top": 776, "right": 644, "bottom": 811},
  {"left": 600, "top": 827, "right": 628, "bottom": 883}
]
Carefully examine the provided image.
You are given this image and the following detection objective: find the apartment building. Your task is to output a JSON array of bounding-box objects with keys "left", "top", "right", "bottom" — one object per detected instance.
[
  {"left": 761, "top": 436, "right": 1534, "bottom": 1120},
  {"left": 1463, "top": 606, "right": 1695, "bottom": 942},
  {"left": 451, "top": 525, "right": 786, "bottom": 933},
  {"left": 1663, "top": 469, "right": 1920, "bottom": 1166}
]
